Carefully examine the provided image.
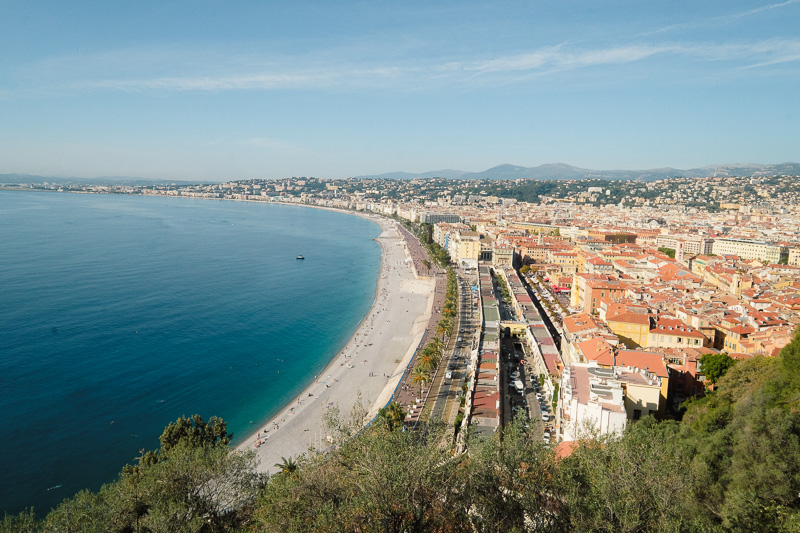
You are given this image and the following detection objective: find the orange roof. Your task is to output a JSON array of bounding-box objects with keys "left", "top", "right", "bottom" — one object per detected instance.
[
  {"left": 608, "top": 311, "right": 651, "bottom": 325},
  {"left": 615, "top": 350, "right": 669, "bottom": 378},
  {"left": 562, "top": 313, "right": 599, "bottom": 334},
  {"left": 577, "top": 337, "right": 614, "bottom": 365},
  {"left": 554, "top": 440, "right": 580, "bottom": 461}
]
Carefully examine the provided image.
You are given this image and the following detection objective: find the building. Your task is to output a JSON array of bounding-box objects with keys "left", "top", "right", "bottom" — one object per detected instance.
[
  {"left": 711, "top": 238, "right": 783, "bottom": 263},
  {"left": 655, "top": 234, "right": 714, "bottom": 256},
  {"left": 559, "top": 363, "right": 627, "bottom": 442},
  {"left": 604, "top": 306, "right": 651, "bottom": 348},
  {"left": 647, "top": 317, "right": 708, "bottom": 349},
  {"left": 493, "top": 246, "right": 515, "bottom": 267},
  {"left": 448, "top": 230, "right": 481, "bottom": 269},
  {"left": 420, "top": 212, "right": 462, "bottom": 224},
  {"left": 571, "top": 273, "right": 629, "bottom": 315}
]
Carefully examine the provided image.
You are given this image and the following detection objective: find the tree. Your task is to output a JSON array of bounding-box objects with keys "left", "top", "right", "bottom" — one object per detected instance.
[
  {"left": 36, "top": 415, "right": 263, "bottom": 533},
  {"left": 254, "top": 419, "right": 469, "bottom": 532},
  {"left": 422, "top": 259, "right": 431, "bottom": 275},
  {"left": 658, "top": 246, "right": 676, "bottom": 259},
  {"left": 411, "top": 366, "right": 429, "bottom": 397},
  {"left": 377, "top": 402, "right": 406, "bottom": 431},
  {"left": 159, "top": 414, "right": 232, "bottom": 451},
  {"left": 699, "top": 353, "right": 736, "bottom": 386},
  {"left": 437, "top": 317, "right": 453, "bottom": 338},
  {"left": 274, "top": 456, "right": 298, "bottom": 476},
  {"left": 557, "top": 418, "right": 692, "bottom": 532}
]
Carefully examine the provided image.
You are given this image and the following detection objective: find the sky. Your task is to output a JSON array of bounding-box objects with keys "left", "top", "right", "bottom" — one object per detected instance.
[{"left": 1, "top": 1, "right": 799, "bottom": 181}]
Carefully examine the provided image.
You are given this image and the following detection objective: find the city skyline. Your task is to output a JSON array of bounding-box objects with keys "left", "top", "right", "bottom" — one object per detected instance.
[{"left": 2, "top": 1, "right": 799, "bottom": 180}]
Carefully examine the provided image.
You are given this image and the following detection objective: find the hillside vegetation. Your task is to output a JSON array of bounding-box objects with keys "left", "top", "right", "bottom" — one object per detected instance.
[{"left": 5, "top": 332, "right": 800, "bottom": 532}]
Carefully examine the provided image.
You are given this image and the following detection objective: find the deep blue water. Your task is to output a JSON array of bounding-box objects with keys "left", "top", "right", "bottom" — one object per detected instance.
[{"left": 0, "top": 191, "right": 380, "bottom": 515}]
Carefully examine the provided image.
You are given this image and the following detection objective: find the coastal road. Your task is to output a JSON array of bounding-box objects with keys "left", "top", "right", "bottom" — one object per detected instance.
[{"left": 431, "top": 270, "right": 475, "bottom": 428}]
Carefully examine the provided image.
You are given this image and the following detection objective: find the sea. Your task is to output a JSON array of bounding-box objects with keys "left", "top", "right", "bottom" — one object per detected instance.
[{"left": 0, "top": 190, "right": 381, "bottom": 516}]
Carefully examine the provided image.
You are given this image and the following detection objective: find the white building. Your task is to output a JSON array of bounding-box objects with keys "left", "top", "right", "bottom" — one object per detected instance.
[
  {"left": 711, "top": 238, "right": 782, "bottom": 263},
  {"left": 558, "top": 363, "right": 627, "bottom": 442}
]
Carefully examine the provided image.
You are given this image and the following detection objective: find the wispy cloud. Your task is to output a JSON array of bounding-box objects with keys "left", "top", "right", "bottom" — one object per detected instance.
[
  {"left": 457, "top": 45, "right": 675, "bottom": 74},
  {"left": 83, "top": 72, "right": 334, "bottom": 92},
  {"left": 640, "top": 0, "right": 800, "bottom": 37},
  {"left": 6, "top": 37, "right": 800, "bottom": 97}
]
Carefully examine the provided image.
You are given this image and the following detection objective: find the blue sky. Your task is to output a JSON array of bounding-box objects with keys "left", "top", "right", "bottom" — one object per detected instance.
[{"left": 1, "top": 1, "right": 798, "bottom": 180}]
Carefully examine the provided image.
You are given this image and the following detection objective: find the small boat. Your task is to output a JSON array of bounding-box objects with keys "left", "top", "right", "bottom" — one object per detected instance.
[{"left": 296, "top": 255, "right": 305, "bottom": 260}]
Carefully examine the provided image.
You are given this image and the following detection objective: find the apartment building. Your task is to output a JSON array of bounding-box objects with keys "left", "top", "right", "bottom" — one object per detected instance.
[{"left": 711, "top": 238, "right": 783, "bottom": 263}]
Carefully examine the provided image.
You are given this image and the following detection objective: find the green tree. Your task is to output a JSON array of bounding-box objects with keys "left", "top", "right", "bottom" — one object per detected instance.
[
  {"left": 658, "top": 246, "right": 677, "bottom": 259},
  {"left": 411, "top": 366, "right": 429, "bottom": 397},
  {"left": 254, "top": 419, "right": 469, "bottom": 532},
  {"left": 466, "top": 419, "right": 562, "bottom": 531},
  {"left": 274, "top": 456, "right": 298, "bottom": 476},
  {"left": 558, "top": 418, "right": 692, "bottom": 532},
  {"left": 159, "top": 414, "right": 232, "bottom": 451},
  {"left": 699, "top": 353, "right": 736, "bottom": 385},
  {"left": 38, "top": 415, "right": 262, "bottom": 533},
  {"left": 377, "top": 402, "right": 406, "bottom": 431}
]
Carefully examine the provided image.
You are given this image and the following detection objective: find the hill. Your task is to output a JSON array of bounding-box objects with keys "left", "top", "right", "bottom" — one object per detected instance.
[{"left": 355, "top": 161, "right": 800, "bottom": 181}]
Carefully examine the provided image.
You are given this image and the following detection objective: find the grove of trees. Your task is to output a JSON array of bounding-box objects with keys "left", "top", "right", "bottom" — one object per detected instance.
[{"left": 6, "top": 333, "right": 800, "bottom": 532}]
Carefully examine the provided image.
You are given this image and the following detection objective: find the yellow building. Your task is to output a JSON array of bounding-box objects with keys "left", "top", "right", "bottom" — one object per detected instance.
[
  {"left": 615, "top": 350, "right": 670, "bottom": 417},
  {"left": 605, "top": 310, "right": 650, "bottom": 348},
  {"left": 450, "top": 230, "right": 480, "bottom": 268}
]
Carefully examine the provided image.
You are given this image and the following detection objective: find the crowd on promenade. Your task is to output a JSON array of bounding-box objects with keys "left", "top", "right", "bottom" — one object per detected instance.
[{"left": 392, "top": 224, "right": 448, "bottom": 425}]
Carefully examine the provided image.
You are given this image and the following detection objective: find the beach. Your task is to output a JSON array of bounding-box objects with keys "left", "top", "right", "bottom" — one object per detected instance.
[{"left": 237, "top": 214, "right": 434, "bottom": 473}]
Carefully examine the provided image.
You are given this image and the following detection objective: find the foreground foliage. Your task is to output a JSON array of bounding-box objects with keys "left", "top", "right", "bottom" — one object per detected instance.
[{"left": 7, "top": 331, "right": 800, "bottom": 532}]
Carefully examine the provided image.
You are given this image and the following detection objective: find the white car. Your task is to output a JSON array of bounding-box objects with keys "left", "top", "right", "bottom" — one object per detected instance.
[{"left": 445, "top": 371, "right": 453, "bottom": 380}]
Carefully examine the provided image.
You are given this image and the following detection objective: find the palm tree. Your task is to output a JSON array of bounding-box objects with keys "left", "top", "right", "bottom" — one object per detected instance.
[
  {"left": 378, "top": 402, "right": 407, "bottom": 431},
  {"left": 438, "top": 317, "right": 453, "bottom": 337},
  {"left": 274, "top": 456, "right": 298, "bottom": 476},
  {"left": 417, "top": 351, "right": 437, "bottom": 374},
  {"left": 411, "top": 366, "right": 428, "bottom": 397},
  {"left": 429, "top": 337, "right": 444, "bottom": 358}
]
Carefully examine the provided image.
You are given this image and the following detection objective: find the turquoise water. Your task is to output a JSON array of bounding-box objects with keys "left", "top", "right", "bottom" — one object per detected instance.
[{"left": 0, "top": 191, "right": 380, "bottom": 515}]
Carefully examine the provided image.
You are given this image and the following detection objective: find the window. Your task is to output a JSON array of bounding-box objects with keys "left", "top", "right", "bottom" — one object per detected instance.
[{"left": 633, "top": 409, "right": 641, "bottom": 420}]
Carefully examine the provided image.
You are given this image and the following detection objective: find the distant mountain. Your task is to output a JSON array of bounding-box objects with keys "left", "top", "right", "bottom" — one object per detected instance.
[
  {"left": 4, "top": 162, "right": 799, "bottom": 186},
  {"left": 356, "top": 162, "right": 800, "bottom": 181}
]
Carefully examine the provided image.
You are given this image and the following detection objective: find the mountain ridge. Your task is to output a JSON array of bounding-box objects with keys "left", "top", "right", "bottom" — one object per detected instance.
[
  {"left": 355, "top": 162, "right": 800, "bottom": 181},
  {"left": 1, "top": 162, "right": 798, "bottom": 186}
]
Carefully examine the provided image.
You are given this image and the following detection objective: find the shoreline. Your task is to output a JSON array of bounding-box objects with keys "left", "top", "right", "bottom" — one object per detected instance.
[
  {"left": 236, "top": 211, "right": 435, "bottom": 473},
  {"left": 5, "top": 189, "right": 435, "bottom": 473}
]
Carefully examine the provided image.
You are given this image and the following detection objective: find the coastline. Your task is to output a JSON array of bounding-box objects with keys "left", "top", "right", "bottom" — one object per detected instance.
[
  {"left": 236, "top": 211, "right": 435, "bottom": 473},
  {"left": 5, "top": 188, "right": 436, "bottom": 475}
]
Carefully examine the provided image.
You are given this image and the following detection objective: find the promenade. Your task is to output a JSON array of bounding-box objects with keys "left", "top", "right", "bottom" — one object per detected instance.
[{"left": 391, "top": 224, "right": 447, "bottom": 426}]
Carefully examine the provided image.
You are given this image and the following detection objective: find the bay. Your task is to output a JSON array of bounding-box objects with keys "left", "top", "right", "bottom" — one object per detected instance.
[{"left": 0, "top": 191, "right": 380, "bottom": 515}]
